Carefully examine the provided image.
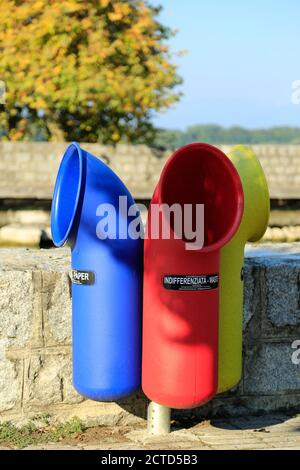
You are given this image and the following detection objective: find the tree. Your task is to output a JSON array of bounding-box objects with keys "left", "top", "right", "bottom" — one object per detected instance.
[{"left": 0, "top": 0, "right": 181, "bottom": 143}]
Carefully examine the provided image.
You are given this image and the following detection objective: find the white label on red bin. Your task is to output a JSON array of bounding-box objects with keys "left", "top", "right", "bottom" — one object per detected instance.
[{"left": 163, "top": 274, "right": 219, "bottom": 291}]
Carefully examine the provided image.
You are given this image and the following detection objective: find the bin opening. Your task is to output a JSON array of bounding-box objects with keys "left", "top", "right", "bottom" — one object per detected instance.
[
  {"left": 160, "top": 143, "right": 243, "bottom": 249},
  {"left": 51, "top": 143, "right": 83, "bottom": 246}
]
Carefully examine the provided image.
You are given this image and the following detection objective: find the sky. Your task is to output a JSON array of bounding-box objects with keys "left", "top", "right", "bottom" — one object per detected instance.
[{"left": 152, "top": 0, "right": 300, "bottom": 130}]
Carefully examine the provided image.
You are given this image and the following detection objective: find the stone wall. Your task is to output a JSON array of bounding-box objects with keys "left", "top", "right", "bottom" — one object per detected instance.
[
  {"left": 1, "top": 142, "right": 300, "bottom": 247},
  {"left": 0, "top": 142, "right": 300, "bottom": 200},
  {"left": 0, "top": 244, "right": 300, "bottom": 426}
]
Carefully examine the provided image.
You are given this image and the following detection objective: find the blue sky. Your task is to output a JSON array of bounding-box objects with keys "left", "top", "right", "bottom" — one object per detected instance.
[{"left": 152, "top": 0, "right": 300, "bottom": 130}]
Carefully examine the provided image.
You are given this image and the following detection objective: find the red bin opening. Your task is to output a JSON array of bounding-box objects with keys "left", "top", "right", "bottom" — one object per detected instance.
[{"left": 160, "top": 143, "right": 243, "bottom": 249}]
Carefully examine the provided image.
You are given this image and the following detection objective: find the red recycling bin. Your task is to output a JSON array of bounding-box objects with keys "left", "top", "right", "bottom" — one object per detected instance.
[{"left": 142, "top": 143, "right": 244, "bottom": 409}]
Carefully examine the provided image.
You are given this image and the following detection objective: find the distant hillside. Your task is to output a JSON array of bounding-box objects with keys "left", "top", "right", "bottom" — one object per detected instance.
[{"left": 154, "top": 125, "right": 300, "bottom": 149}]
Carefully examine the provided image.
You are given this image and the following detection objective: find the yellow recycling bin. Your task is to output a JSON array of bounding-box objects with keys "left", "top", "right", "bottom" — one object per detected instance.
[{"left": 218, "top": 145, "right": 270, "bottom": 394}]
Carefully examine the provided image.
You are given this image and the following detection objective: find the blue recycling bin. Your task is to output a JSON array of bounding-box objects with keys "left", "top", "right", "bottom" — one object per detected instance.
[{"left": 51, "top": 142, "right": 143, "bottom": 401}]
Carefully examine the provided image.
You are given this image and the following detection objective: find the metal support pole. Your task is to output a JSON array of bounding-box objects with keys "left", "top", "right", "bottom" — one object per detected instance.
[{"left": 147, "top": 401, "right": 171, "bottom": 435}]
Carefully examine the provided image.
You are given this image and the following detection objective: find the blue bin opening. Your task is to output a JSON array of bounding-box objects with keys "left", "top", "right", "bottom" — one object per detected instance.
[{"left": 51, "top": 143, "right": 83, "bottom": 246}]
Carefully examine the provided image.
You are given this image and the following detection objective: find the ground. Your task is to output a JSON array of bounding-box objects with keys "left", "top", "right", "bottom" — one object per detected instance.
[{"left": 0, "top": 413, "right": 300, "bottom": 450}]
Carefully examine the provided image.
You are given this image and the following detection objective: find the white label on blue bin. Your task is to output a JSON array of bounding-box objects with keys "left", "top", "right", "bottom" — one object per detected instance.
[
  {"left": 72, "top": 270, "right": 95, "bottom": 285},
  {"left": 163, "top": 274, "right": 218, "bottom": 291}
]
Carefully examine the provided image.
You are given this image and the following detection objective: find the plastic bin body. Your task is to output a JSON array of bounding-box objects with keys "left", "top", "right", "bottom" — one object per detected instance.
[
  {"left": 142, "top": 143, "right": 244, "bottom": 409},
  {"left": 51, "top": 142, "right": 143, "bottom": 401},
  {"left": 218, "top": 145, "right": 269, "bottom": 393}
]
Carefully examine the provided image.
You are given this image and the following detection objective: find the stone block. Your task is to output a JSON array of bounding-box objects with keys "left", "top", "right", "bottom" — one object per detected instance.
[
  {"left": 23, "top": 354, "right": 83, "bottom": 410},
  {"left": 244, "top": 342, "right": 300, "bottom": 395},
  {"left": 0, "top": 224, "right": 42, "bottom": 247},
  {"left": 0, "top": 355, "right": 22, "bottom": 412},
  {"left": 243, "top": 263, "right": 256, "bottom": 330},
  {"left": 264, "top": 261, "right": 300, "bottom": 330},
  {"left": 0, "top": 269, "right": 34, "bottom": 347},
  {"left": 42, "top": 271, "right": 72, "bottom": 346}
]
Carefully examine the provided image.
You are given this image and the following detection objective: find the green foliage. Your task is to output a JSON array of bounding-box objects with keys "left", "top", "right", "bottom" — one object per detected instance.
[
  {"left": 154, "top": 125, "right": 300, "bottom": 149},
  {"left": 0, "top": 417, "right": 85, "bottom": 449},
  {"left": 0, "top": 0, "right": 181, "bottom": 143}
]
